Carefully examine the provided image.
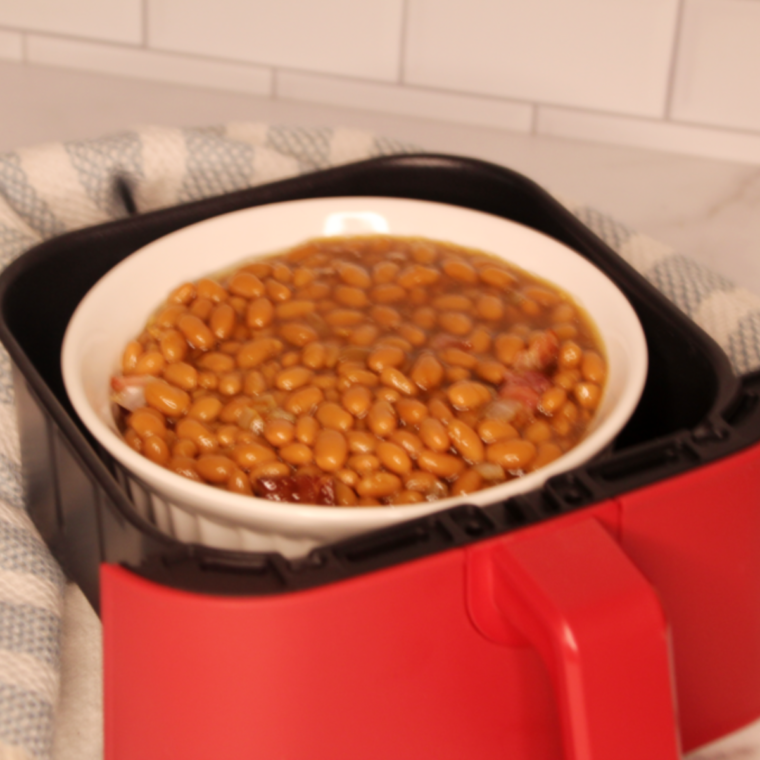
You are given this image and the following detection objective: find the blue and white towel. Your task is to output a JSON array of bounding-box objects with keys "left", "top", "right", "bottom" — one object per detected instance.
[{"left": 1, "top": 124, "right": 759, "bottom": 760}]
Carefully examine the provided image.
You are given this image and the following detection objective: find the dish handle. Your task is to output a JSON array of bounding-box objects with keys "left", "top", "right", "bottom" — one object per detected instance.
[{"left": 467, "top": 516, "right": 681, "bottom": 760}]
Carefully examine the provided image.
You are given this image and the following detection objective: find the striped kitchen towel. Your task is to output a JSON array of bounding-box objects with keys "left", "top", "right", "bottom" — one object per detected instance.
[{"left": 0, "top": 123, "right": 759, "bottom": 760}]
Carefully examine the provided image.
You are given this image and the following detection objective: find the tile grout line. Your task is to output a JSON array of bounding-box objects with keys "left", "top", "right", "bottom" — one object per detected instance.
[
  {"left": 398, "top": 0, "right": 410, "bottom": 85},
  {"left": 142, "top": 0, "right": 149, "bottom": 48},
  {"left": 663, "top": 0, "right": 687, "bottom": 120}
]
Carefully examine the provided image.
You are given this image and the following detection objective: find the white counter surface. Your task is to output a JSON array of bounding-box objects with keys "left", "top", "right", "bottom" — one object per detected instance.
[{"left": 2, "top": 59, "right": 759, "bottom": 760}]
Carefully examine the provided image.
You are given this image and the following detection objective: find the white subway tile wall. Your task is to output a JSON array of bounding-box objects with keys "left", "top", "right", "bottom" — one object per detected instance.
[
  {"left": 671, "top": 0, "right": 760, "bottom": 133},
  {"left": 148, "top": 0, "right": 405, "bottom": 81},
  {"left": 403, "top": 0, "right": 680, "bottom": 118},
  {"left": 27, "top": 35, "right": 273, "bottom": 96},
  {"left": 2, "top": 0, "right": 760, "bottom": 164},
  {"left": 0, "top": 0, "right": 142, "bottom": 45}
]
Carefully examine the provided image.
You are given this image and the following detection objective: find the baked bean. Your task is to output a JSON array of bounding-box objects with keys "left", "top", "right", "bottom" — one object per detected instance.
[
  {"left": 227, "top": 468, "right": 253, "bottom": 495},
  {"left": 280, "top": 442, "right": 314, "bottom": 466},
  {"left": 419, "top": 418, "right": 450, "bottom": 452},
  {"left": 337, "top": 262, "right": 371, "bottom": 288},
  {"left": 347, "top": 430, "right": 377, "bottom": 454},
  {"left": 275, "top": 366, "right": 313, "bottom": 391},
  {"left": 442, "top": 259, "right": 477, "bottom": 283},
  {"left": 128, "top": 408, "right": 167, "bottom": 440},
  {"left": 479, "top": 264, "right": 516, "bottom": 289},
  {"left": 540, "top": 387, "right": 567, "bottom": 415},
  {"left": 380, "top": 367, "right": 418, "bottom": 397},
  {"left": 476, "top": 294, "right": 504, "bottom": 321},
  {"left": 228, "top": 271, "right": 265, "bottom": 299},
  {"left": 168, "top": 282, "right": 196, "bottom": 305},
  {"left": 356, "top": 472, "right": 402, "bottom": 498},
  {"left": 477, "top": 418, "right": 518, "bottom": 444},
  {"left": 263, "top": 419, "right": 295, "bottom": 447},
  {"left": 218, "top": 372, "right": 243, "bottom": 397},
  {"left": 145, "top": 379, "right": 191, "bottom": 417},
  {"left": 397, "top": 324, "right": 427, "bottom": 346},
  {"left": 367, "top": 346, "right": 405, "bottom": 373},
  {"left": 316, "top": 401, "right": 354, "bottom": 432},
  {"left": 175, "top": 418, "right": 219, "bottom": 454},
  {"left": 447, "top": 380, "right": 491, "bottom": 411},
  {"left": 417, "top": 449, "right": 466, "bottom": 479},
  {"left": 428, "top": 397, "right": 454, "bottom": 423},
  {"left": 314, "top": 429, "right": 348, "bottom": 471},
  {"left": 412, "top": 306, "right": 436, "bottom": 330},
  {"left": 337, "top": 364, "right": 379, "bottom": 387},
  {"left": 371, "top": 284, "right": 406, "bottom": 303},
  {"left": 172, "top": 438, "right": 198, "bottom": 458},
  {"left": 174, "top": 314, "right": 213, "bottom": 351},
  {"left": 574, "top": 382, "right": 602, "bottom": 410},
  {"left": 196, "top": 454, "right": 237, "bottom": 483},
  {"left": 376, "top": 441, "right": 412, "bottom": 476},
  {"left": 389, "top": 430, "right": 424, "bottom": 460},
  {"left": 395, "top": 398, "right": 428, "bottom": 426},
  {"left": 154, "top": 304, "right": 186, "bottom": 329},
  {"left": 134, "top": 350, "right": 165, "bottom": 376},
  {"left": 275, "top": 300, "right": 316, "bottom": 320},
  {"left": 197, "top": 351, "right": 236, "bottom": 373},
  {"left": 494, "top": 334, "right": 524, "bottom": 365},
  {"left": 210, "top": 303, "right": 237, "bottom": 339},
  {"left": 367, "top": 400, "right": 397, "bottom": 438},
  {"left": 342, "top": 385, "right": 373, "bottom": 418},
  {"left": 295, "top": 416, "right": 320, "bottom": 445},
  {"left": 302, "top": 342, "right": 327, "bottom": 369},
  {"left": 216, "top": 425, "right": 239, "bottom": 448},
  {"left": 236, "top": 338, "right": 280, "bottom": 368},
  {"left": 486, "top": 439, "right": 537, "bottom": 471},
  {"left": 115, "top": 233, "right": 606, "bottom": 505},
  {"left": 474, "top": 360, "right": 506, "bottom": 385},
  {"left": 163, "top": 362, "right": 198, "bottom": 391},
  {"left": 197, "top": 278, "right": 228, "bottom": 303},
  {"left": 231, "top": 442, "right": 277, "bottom": 469},
  {"left": 370, "top": 305, "right": 402, "bottom": 329},
  {"left": 266, "top": 279, "right": 292, "bottom": 302},
  {"left": 448, "top": 419, "right": 485, "bottom": 463},
  {"left": 410, "top": 354, "right": 444, "bottom": 391},
  {"left": 188, "top": 396, "right": 223, "bottom": 424},
  {"left": 159, "top": 331, "right": 187, "bottom": 364},
  {"left": 372, "top": 261, "right": 399, "bottom": 284},
  {"left": 121, "top": 340, "right": 143, "bottom": 373},
  {"left": 533, "top": 442, "right": 563, "bottom": 470},
  {"left": 582, "top": 352, "right": 607, "bottom": 384},
  {"left": 335, "top": 480, "right": 359, "bottom": 506},
  {"left": 284, "top": 385, "right": 324, "bottom": 416},
  {"left": 390, "top": 490, "right": 426, "bottom": 505},
  {"left": 189, "top": 297, "right": 214, "bottom": 321},
  {"left": 451, "top": 468, "right": 483, "bottom": 496}
]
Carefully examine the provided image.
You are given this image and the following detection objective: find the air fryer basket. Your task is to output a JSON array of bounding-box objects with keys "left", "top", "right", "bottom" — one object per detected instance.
[{"left": 1, "top": 153, "right": 758, "bottom": 611}]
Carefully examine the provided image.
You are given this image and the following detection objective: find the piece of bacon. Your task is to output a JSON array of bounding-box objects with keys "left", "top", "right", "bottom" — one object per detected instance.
[
  {"left": 497, "top": 368, "right": 553, "bottom": 415},
  {"left": 512, "top": 330, "right": 559, "bottom": 372},
  {"left": 254, "top": 474, "right": 337, "bottom": 506}
]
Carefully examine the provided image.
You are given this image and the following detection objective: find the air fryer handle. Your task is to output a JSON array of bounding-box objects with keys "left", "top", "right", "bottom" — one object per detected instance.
[{"left": 476, "top": 517, "right": 681, "bottom": 760}]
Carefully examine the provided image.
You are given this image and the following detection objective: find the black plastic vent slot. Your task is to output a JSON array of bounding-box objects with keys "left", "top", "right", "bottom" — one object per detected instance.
[
  {"left": 589, "top": 441, "right": 699, "bottom": 483},
  {"left": 338, "top": 519, "right": 452, "bottom": 566},
  {"left": 447, "top": 504, "right": 495, "bottom": 538}
]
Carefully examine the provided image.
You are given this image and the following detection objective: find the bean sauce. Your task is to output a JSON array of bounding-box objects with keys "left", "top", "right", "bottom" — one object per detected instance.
[{"left": 112, "top": 235, "right": 606, "bottom": 506}]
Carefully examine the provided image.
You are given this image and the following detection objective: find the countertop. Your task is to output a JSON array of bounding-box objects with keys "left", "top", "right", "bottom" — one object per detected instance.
[{"left": 1, "top": 59, "right": 759, "bottom": 760}]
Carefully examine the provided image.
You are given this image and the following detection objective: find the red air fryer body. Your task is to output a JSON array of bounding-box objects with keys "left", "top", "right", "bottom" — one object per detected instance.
[
  {"left": 101, "top": 442, "right": 760, "bottom": 760},
  {"left": 2, "top": 154, "right": 759, "bottom": 760}
]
